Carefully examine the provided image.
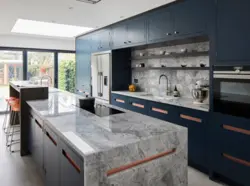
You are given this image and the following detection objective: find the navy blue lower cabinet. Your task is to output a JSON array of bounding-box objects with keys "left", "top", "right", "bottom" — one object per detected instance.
[
  {"left": 178, "top": 108, "right": 208, "bottom": 169},
  {"left": 44, "top": 125, "right": 59, "bottom": 186},
  {"left": 60, "top": 140, "right": 84, "bottom": 186},
  {"left": 111, "top": 94, "right": 128, "bottom": 109},
  {"left": 209, "top": 113, "right": 250, "bottom": 186},
  {"left": 148, "top": 101, "right": 179, "bottom": 123},
  {"left": 127, "top": 97, "right": 148, "bottom": 115}
]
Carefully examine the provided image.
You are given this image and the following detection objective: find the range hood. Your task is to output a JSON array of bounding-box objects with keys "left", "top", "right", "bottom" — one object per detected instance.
[{"left": 76, "top": 0, "right": 101, "bottom": 4}]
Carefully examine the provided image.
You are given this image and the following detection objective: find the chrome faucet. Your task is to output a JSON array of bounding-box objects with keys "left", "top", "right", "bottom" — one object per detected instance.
[
  {"left": 40, "top": 75, "right": 52, "bottom": 87},
  {"left": 159, "top": 74, "right": 170, "bottom": 95}
]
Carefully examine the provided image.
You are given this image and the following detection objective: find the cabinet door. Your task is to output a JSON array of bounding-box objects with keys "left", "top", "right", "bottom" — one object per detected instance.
[
  {"left": 148, "top": 9, "right": 174, "bottom": 43},
  {"left": 178, "top": 108, "right": 207, "bottom": 168},
  {"left": 99, "top": 29, "right": 111, "bottom": 51},
  {"left": 112, "top": 23, "right": 128, "bottom": 48},
  {"left": 173, "top": 0, "right": 207, "bottom": 37},
  {"left": 217, "top": 0, "right": 250, "bottom": 63},
  {"left": 127, "top": 16, "right": 146, "bottom": 46},
  {"left": 31, "top": 117, "right": 44, "bottom": 172},
  {"left": 60, "top": 141, "right": 83, "bottom": 186},
  {"left": 44, "top": 125, "right": 59, "bottom": 186}
]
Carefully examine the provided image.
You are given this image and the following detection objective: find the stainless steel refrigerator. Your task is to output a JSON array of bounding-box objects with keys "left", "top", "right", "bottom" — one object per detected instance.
[{"left": 91, "top": 51, "right": 111, "bottom": 102}]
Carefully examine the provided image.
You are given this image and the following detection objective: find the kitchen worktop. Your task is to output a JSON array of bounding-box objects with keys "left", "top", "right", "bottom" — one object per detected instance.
[
  {"left": 27, "top": 88, "right": 187, "bottom": 186},
  {"left": 112, "top": 91, "right": 209, "bottom": 112}
]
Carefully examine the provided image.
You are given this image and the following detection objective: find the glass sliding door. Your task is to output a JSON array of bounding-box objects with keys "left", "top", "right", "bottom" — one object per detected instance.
[
  {"left": 0, "top": 50, "right": 23, "bottom": 113},
  {"left": 58, "top": 53, "right": 75, "bottom": 93},
  {"left": 27, "top": 51, "right": 54, "bottom": 87}
]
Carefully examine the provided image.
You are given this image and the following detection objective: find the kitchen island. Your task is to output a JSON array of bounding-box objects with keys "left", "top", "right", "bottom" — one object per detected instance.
[{"left": 26, "top": 88, "right": 188, "bottom": 186}]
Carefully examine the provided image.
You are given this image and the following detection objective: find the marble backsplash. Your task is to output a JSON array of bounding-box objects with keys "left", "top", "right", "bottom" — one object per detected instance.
[{"left": 131, "top": 41, "right": 209, "bottom": 98}]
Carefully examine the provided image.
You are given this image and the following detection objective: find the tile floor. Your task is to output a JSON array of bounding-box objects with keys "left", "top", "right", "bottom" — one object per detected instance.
[{"left": 0, "top": 114, "right": 225, "bottom": 186}]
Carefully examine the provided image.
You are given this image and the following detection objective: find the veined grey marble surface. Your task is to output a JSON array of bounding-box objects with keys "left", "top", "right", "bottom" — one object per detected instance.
[
  {"left": 112, "top": 91, "right": 209, "bottom": 112},
  {"left": 27, "top": 88, "right": 187, "bottom": 186}
]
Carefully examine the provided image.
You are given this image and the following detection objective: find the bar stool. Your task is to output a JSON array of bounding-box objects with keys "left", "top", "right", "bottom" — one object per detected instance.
[
  {"left": 2, "top": 97, "right": 17, "bottom": 133},
  {"left": 5, "top": 99, "right": 21, "bottom": 153}
]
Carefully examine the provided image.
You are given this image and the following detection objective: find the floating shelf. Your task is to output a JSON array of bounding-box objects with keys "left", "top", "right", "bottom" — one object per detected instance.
[
  {"left": 131, "top": 51, "right": 209, "bottom": 61},
  {"left": 131, "top": 67, "right": 210, "bottom": 70}
]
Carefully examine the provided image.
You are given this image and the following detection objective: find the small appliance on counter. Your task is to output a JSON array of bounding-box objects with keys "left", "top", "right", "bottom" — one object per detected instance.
[{"left": 192, "top": 80, "right": 209, "bottom": 104}]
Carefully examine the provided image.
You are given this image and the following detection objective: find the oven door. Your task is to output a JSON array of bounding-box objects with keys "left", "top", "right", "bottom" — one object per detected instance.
[{"left": 213, "top": 67, "right": 250, "bottom": 118}]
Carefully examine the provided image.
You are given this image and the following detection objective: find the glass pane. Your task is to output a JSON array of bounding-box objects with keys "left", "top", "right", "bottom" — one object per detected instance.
[
  {"left": 0, "top": 50, "right": 23, "bottom": 112},
  {"left": 27, "top": 51, "right": 54, "bottom": 87},
  {"left": 58, "top": 53, "right": 76, "bottom": 93}
]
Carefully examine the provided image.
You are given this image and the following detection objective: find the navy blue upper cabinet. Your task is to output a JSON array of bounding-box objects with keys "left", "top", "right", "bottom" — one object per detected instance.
[
  {"left": 148, "top": 9, "right": 174, "bottom": 43},
  {"left": 126, "top": 16, "right": 147, "bottom": 46},
  {"left": 112, "top": 23, "right": 128, "bottom": 48},
  {"left": 216, "top": 0, "right": 250, "bottom": 64},
  {"left": 92, "top": 29, "right": 111, "bottom": 52},
  {"left": 173, "top": 0, "right": 207, "bottom": 37},
  {"left": 112, "top": 16, "right": 146, "bottom": 48}
]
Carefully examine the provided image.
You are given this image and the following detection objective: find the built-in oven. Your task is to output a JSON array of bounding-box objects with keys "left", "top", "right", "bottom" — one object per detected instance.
[{"left": 213, "top": 66, "right": 250, "bottom": 118}]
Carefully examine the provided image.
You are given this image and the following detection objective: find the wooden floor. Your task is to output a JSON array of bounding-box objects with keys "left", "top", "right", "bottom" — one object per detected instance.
[
  {"left": 0, "top": 115, "right": 43, "bottom": 186},
  {"left": 0, "top": 114, "right": 224, "bottom": 186}
]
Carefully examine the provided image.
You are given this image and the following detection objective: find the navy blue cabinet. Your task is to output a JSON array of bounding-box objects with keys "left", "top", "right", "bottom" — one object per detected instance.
[
  {"left": 216, "top": 0, "right": 250, "bottom": 64},
  {"left": 92, "top": 29, "right": 111, "bottom": 52},
  {"left": 173, "top": 0, "right": 208, "bottom": 37},
  {"left": 111, "top": 23, "right": 127, "bottom": 48},
  {"left": 127, "top": 97, "right": 148, "bottom": 115},
  {"left": 60, "top": 140, "right": 84, "bottom": 186},
  {"left": 209, "top": 113, "right": 250, "bottom": 186},
  {"left": 44, "top": 125, "right": 59, "bottom": 186},
  {"left": 111, "top": 94, "right": 129, "bottom": 109},
  {"left": 148, "top": 9, "right": 174, "bottom": 43},
  {"left": 178, "top": 108, "right": 208, "bottom": 169},
  {"left": 112, "top": 16, "right": 146, "bottom": 48},
  {"left": 76, "top": 36, "right": 91, "bottom": 95},
  {"left": 148, "top": 101, "right": 178, "bottom": 123}
]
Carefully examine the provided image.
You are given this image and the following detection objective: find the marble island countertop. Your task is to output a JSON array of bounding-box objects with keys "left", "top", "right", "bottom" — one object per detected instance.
[
  {"left": 27, "top": 89, "right": 186, "bottom": 157},
  {"left": 27, "top": 88, "right": 187, "bottom": 185},
  {"left": 112, "top": 91, "right": 209, "bottom": 112}
]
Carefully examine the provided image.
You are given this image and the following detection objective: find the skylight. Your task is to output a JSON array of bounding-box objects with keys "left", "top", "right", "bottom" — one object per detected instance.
[{"left": 11, "top": 19, "right": 93, "bottom": 38}]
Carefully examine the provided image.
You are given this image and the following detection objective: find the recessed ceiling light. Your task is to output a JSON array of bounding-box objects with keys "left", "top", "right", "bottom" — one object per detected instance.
[{"left": 11, "top": 19, "right": 93, "bottom": 38}]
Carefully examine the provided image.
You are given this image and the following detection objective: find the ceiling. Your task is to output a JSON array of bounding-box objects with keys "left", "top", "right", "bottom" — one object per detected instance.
[{"left": 0, "top": 0, "right": 175, "bottom": 39}]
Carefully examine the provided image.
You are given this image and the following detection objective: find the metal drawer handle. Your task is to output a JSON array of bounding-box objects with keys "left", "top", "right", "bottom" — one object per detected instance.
[
  {"left": 115, "top": 99, "right": 125, "bottom": 103},
  {"left": 46, "top": 131, "right": 57, "bottom": 146},
  {"left": 223, "top": 125, "right": 250, "bottom": 136},
  {"left": 62, "top": 150, "right": 81, "bottom": 173},
  {"left": 132, "top": 103, "right": 144, "bottom": 109},
  {"left": 107, "top": 148, "right": 176, "bottom": 177},
  {"left": 223, "top": 153, "right": 250, "bottom": 167},
  {"left": 35, "top": 119, "right": 42, "bottom": 129},
  {"left": 180, "top": 114, "right": 202, "bottom": 123},
  {"left": 152, "top": 107, "right": 168, "bottom": 114}
]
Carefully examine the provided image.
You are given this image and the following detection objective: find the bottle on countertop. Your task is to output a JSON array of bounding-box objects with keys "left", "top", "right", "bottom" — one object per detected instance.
[{"left": 173, "top": 85, "right": 180, "bottom": 97}]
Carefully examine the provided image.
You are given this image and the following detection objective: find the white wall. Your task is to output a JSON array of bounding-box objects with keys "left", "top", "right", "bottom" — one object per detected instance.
[{"left": 0, "top": 34, "right": 75, "bottom": 51}]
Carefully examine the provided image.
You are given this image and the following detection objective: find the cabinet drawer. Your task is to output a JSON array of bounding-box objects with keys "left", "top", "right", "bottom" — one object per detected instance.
[
  {"left": 211, "top": 113, "right": 250, "bottom": 162},
  {"left": 127, "top": 97, "right": 148, "bottom": 115},
  {"left": 178, "top": 107, "right": 207, "bottom": 127},
  {"left": 211, "top": 151, "right": 250, "bottom": 186},
  {"left": 111, "top": 94, "right": 128, "bottom": 109},
  {"left": 148, "top": 101, "right": 178, "bottom": 123}
]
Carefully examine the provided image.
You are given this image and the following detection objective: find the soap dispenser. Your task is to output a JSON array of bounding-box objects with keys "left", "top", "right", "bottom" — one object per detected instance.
[{"left": 173, "top": 85, "right": 179, "bottom": 97}]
